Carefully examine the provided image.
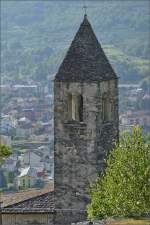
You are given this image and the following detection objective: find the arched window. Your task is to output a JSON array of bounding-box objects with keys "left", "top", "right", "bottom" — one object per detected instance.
[
  {"left": 102, "top": 93, "right": 113, "bottom": 121},
  {"left": 67, "top": 94, "right": 83, "bottom": 122}
]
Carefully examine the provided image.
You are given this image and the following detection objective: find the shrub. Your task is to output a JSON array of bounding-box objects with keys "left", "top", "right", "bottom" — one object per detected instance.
[
  {"left": 87, "top": 127, "right": 150, "bottom": 219},
  {"left": 0, "top": 144, "right": 12, "bottom": 164}
]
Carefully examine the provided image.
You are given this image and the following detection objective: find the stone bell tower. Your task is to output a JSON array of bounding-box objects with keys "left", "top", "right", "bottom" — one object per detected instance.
[{"left": 54, "top": 15, "right": 119, "bottom": 225}]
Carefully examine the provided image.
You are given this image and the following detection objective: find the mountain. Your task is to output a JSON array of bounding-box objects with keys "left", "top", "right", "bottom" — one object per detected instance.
[{"left": 1, "top": 0, "right": 149, "bottom": 86}]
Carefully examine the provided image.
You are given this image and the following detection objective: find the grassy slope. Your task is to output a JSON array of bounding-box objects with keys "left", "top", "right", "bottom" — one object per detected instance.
[{"left": 108, "top": 218, "right": 150, "bottom": 225}]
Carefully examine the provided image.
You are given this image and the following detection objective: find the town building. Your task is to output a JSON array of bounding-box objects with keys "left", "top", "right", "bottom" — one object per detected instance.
[
  {"left": 17, "top": 167, "right": 37, "bottom": 189},
  {"left": 2, "top": 191, "right": 54, "bottom": 225},
  {"left": 119, "top": 110, "right": 150, "bottom": 132}
]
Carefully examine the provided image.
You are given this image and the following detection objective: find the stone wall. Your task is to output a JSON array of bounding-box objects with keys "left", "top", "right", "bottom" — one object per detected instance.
[
  {"left": 54, "top": 80, "right": 118, "bottom": 225},
  {"left": 72, "top": 221, "right": 106, "bottom": 225},
  {"left": 53, "top": 210, "right": 87, "bottom": 225}
]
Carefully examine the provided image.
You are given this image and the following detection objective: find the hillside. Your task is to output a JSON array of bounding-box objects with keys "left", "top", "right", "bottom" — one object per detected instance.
[{"left": 1, "top": 0, "right": 149, "bottom": 86}]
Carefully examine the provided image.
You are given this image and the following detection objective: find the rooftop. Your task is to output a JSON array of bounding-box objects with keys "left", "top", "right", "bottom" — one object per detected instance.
[
  {"left": 55, "top": 15, "right": 117, "bottom": 82},
  {"left": 2, "top": 183, "right": 53, "bottom": 208},
  {"left": 2, "top": 191, "right": 54, "bottom": 213}
]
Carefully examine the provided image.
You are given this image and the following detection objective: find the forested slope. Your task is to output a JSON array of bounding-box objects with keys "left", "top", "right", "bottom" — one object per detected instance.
[{"left": 1, "top": 0, "right": 149, "bottom": 85}]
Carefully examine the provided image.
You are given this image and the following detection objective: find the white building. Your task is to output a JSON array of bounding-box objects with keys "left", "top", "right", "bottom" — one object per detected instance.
[{"left": 17, "top": 167, "right": 37, "bottom": 189}]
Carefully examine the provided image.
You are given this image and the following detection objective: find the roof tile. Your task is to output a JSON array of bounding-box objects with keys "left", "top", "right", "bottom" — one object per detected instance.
[
  {"left": 55, "top": 15, "right": 117, "bottom": 82},
  {"left": 2, "top": 191, "right": 54, "bottom": 213}
]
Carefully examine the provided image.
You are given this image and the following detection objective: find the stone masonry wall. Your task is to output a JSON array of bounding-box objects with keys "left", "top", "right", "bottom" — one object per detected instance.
[
  {"left": 53, "top": 210, "right": 87, "bottom": 225},
  {"left": 72, "top": 221, "right": 106, "bottom": 225},
  {"left": 54, "top": 80, "right": 118, "bottom": 225}
]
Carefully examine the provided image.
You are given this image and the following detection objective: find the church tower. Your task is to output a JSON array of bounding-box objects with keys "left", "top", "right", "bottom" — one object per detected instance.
[{"left": 54, "top": 15, "right": 119, "bottom": 225}]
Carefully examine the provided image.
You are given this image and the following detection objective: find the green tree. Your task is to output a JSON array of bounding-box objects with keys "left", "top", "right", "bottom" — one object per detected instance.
[
  {"left": 0, "top": 144, "right": 12, "bottom": 164},
  {"left": 87, "top": 127, "right": 150, "bottom": 219}
]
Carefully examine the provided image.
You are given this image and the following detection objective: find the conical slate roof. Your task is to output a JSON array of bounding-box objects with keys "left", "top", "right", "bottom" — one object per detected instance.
[{"left": 55, "top": 15, "right": 117, "bottom": 82}]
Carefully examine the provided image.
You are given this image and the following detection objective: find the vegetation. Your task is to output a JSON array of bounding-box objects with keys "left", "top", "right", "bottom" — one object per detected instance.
[
  {"left": 0, "top": 144, "right": 12, "bottom": 164},
  {"left": 0, "top": 144, "right": 12, "bottom": 190},
  {"left": 106, "top": 218, "right": 150, "bottom": 225},
  {"left": 87, "top": 127, "right": 150, "bottom": 219},
  {"left": 1, "top": 1, "right": 149, "bottom": 85}
]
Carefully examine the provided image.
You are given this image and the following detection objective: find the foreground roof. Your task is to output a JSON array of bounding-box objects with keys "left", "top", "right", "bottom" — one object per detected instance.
[
  {"left": 55, "top": 15, "right": 117, "bottom": 82},
  {"left": 2, "top": 191, "right": 54, "bottom": 213}
]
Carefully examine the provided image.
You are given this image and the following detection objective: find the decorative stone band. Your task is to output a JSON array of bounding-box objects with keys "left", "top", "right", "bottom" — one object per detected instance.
[
  {"left": 2, "top": 208, "right": 55, "bottom": 214},
  {"left": 54, "top": 209, "right": 86, "bottom": 212}
]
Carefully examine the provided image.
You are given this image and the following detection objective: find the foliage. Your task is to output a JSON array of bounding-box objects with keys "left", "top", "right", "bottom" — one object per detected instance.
[
  {"left": 107, "top": 218, "right": 150, "bottom": 225},
  {"left": 87, "top": 127, "right": 150, "bottom": 219},
  {"left": 1, "top": 1, "right": 149, "bottom": 85},
  {"left": 144, "top": 133, "right": 150, "bottom": 145},
  {"left": 0, "top": 144, "right": 12, "bottom": 163}
]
